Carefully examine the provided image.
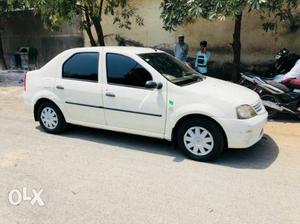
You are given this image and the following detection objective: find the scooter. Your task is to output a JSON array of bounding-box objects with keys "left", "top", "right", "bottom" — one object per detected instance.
[
  {"left": 274, "top": 49, "right": 300, "bottom": 75},
  {"left": 240, "top": 49, "right": 299, "bottom": 85},
  {"left": 240, "top": 48, "right": 299, "bottom": 86},
  {"left": 240, "top": 73, "right": 300, "bottom": 118},
  {"left": 239, "top": 72, "right": 284, "bottom": 90}
]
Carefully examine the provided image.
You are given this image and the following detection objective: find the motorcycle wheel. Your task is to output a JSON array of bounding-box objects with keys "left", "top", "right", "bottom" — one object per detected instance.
[
  {"left": 297, "top": 103, "right": 300, "bottom": 120},
  {"left": 261, "top": 94, "right": 280, "bottom": 119}
]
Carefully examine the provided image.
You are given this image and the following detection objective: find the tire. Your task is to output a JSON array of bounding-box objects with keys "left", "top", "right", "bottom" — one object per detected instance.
[
  {"left": 37, "top": 101, "right": 66, "bottom": 134},
  {"left": 176, "top": 118, "right": 224, "bottom": 162},
  {"left": 296, "top": 101, "right": 300, "bottom": 119},
  {"left": 260, "top": 94, "right": 279, "bottom": 119}
]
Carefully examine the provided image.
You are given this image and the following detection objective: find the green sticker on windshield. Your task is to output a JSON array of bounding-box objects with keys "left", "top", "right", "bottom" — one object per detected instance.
[{"left": 169, "top": 99, "right": 174, "bottom": 106}]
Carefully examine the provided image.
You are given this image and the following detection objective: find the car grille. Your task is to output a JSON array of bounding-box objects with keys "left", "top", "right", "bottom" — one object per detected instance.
[{"left": 253, "top": 101, "right": 263, "bottom": 113}]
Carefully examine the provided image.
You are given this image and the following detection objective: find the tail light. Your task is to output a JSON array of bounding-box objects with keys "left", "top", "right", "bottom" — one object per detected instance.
[{"left": 24, "top": 71, "right": 27, "bottom": 91}]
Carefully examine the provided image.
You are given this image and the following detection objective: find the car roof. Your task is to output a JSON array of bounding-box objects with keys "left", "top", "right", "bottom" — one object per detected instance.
[{"left": 65, "top": 46, "right": 162, "bottom": 55}]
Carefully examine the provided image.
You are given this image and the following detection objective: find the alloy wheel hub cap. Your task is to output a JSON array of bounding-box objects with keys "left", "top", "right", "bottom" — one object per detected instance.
[
  {"left": 183, "top": 127, "right": 214, "bottom": 156},
  {"left": 40, "top": 107, "right": 58, "bottom": 130}
]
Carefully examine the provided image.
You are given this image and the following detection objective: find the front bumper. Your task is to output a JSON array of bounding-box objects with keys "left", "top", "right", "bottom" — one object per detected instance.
[{"left": 218, "top": 112, "right": 268, "bottom": 149}]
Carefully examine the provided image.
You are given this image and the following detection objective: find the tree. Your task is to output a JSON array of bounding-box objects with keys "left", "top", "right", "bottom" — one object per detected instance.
[
  {"left": 160, "top": 0, "right": 299, "bottom": 81},
  {"left": 29, "top": 0, "right": 144, "bottom": 46},
  {"left": 0, "top": 0, "right": 28, "bottom": 69}
]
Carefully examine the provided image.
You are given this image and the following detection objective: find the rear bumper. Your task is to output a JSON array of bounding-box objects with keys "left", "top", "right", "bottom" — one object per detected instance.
[
  {"left": 23, "top": 92, "right": 34, "bottom": 113},
  {"left": 218, "top": 112, "right": 268, "bottom": 149}
]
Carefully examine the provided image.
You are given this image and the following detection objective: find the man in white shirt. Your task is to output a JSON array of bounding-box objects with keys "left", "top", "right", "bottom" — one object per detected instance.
[
  {"left": 281, "top": 59, "right": 300, "bottom": 89},
  {"left": 174, "top": 35, "right": 189, "bottom": 62}
]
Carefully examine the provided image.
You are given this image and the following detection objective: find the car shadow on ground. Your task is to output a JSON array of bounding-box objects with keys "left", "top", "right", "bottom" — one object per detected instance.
[
  {"left": 213, "top": 135, "right": 278, "bottom": 169},
  {"left": 37, "top": 124, "right": 279, "bottom": 170}
]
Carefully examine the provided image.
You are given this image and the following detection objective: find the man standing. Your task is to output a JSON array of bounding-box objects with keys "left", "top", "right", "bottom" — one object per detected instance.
[
  {"left": 174, "top": 35, "right": 189, "bottom": 62},
  {"left": 281, "top": 59, "right": 300, "bottom": 112},
  {"left": 281, "top": 59, "right": 300, "bottom": 89},
  {"left": 195, "top": 41, "right": 211, "bottom": 75}
]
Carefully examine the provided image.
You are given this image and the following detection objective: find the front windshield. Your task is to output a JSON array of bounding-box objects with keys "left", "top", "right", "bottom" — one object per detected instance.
[{"left": 139, "top": 52, "right": 203, "bottom": 86}]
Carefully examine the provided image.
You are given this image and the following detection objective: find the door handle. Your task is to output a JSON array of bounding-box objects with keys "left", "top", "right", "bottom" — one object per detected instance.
[
  {"left": 56, "top": 85, "right": 64, "bottom": 90},
  {"left": 105, "top": 92, "right": 116, "bottom": 97}
]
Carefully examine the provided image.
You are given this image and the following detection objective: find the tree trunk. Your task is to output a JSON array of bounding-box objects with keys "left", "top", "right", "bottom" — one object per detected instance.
[
  {"left": 83, "top": 7, "right": 97, "bottom": 46},
  {"left": 88, "top": 0, "right": 105, "bottom": 46},
  {"left": 98, "top": 0, "right": 105, "bottom": 46},
  {"left": 231, "top": 13, "right": 242, "bottom": 82},
  {"left": 85, "top": 26, "right": 97, "bottom": 47},
  {"left": 93, "top": 18, "right": 105, "bottom": 46},
  {"left": 0, "top": 32, "right": 7, "bottom": 70}
]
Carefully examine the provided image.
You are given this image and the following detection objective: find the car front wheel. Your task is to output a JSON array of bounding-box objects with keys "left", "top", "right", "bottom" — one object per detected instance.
[
  {"left": 177, "top": 118, "right": 224, "bottom": 161},
  {"left": 38, "top": 101, "right": 66, "bottom": 134}
]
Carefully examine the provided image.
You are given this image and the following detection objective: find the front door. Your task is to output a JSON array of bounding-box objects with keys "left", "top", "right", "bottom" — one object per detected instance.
[{"left": 103, "top": 53, "right": 167, "bottom": 135}]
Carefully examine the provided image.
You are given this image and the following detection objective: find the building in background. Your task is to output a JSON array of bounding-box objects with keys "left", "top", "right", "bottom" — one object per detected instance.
[
  {"left": 2, "top": 10, "right": 83, "bottom": 69},
  {"left": 2, "top": 2, "right": 299, "bottom": 69},
  {"left": 89, "top": 0, "right": 300, "bottom": 64}
]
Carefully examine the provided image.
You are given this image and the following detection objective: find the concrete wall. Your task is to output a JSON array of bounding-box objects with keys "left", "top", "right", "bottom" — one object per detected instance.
[
  {"left": 2, "top": 10, "right": 83, "bottom": 67},
  {"left": 86, "top": 0, "right": 300, "bottom": 64}
]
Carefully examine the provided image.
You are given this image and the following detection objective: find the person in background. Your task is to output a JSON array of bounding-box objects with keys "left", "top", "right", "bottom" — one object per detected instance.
[
  {"left": 281, "top": 59, "right": 300, "bottom": 112},
  {"left": 174, "top": 35, "right": 189, "bottom": 62},
  {"left": 195, "top": 41, "right": 211, "bottom": 75},
  {"left": 281, "top": 59, "right": 300, "bottom": 87}
]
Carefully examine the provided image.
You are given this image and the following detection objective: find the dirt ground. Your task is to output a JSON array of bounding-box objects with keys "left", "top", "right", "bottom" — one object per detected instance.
[{"left": 0, "top": 72, "right": 299, "bottom": 224}]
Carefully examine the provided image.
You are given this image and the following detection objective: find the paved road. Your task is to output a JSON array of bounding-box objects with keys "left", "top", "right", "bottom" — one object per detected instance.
[{"left": 0, "top": 82, "right": 300, "bottom": 223}]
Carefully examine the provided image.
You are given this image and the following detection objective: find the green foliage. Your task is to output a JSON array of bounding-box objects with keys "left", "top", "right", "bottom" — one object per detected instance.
[
  {"left": 161, "top": 0, "right": 299, "bottom": 32},
  {"left": 0, "top": 0, "right": 29, "bottom": 15},
  {"left": 105, "top": 0, "right": 128, "bottom": 15},
  {"left": 288, "top": 15, "right": 300, "bottom": 32},
  {"left": 112, "top": 6, "right": 144, "bottom": 29},
  {"left": 27, "top": 0, "right": 77, "bottom": 31},
  {"left": 161, "top": 0, "right": 299, "bottom": 81},
  {"left": 28, "top": 0, "right": 143, "bottom": 32},
  {"left": 26, "top": 0, "right": 144, "bottom": 45}
]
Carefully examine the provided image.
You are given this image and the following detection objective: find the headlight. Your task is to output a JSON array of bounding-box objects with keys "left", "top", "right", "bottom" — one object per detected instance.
[{"left": 236, "top": 105, "right": 257, "bottom": 119}]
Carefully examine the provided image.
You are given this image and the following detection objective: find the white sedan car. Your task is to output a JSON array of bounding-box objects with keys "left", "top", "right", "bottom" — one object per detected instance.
[{"left": 23, "top": 47, "right": 268, "bottom": 161}]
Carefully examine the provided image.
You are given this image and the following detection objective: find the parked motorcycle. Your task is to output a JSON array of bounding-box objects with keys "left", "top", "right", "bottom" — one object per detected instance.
[
  {"left": 241, "top": 48, "right": 299, "bottom": 82},
  {"left": 239, "top": 72, "right": 284, "bottom": 90},
  {"left": 274, "top": 48, "right": 300, "bottom": 75},
  {"left": 240, "top": 49, "right": 299, "bottom": 85},
  {"left": 240, "top": 73, "right": 300, "bottom": 118}
]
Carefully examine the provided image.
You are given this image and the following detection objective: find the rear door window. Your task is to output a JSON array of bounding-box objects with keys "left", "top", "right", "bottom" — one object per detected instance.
[{"left": 63, "top": 52, "right": 99, "bottom": 82}]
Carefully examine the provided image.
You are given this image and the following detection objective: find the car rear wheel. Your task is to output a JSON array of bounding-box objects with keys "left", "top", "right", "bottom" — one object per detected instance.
[
  {"left": 177, "top": 119, "right": 224, "bottom": 161},
  {"left": 38, "top": 101, "right": 66, "bottom": 134}
]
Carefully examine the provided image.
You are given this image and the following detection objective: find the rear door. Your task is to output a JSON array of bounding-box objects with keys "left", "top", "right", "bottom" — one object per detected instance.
[{"left": 55, "top": 50, "right": 105, "bottom": 125}]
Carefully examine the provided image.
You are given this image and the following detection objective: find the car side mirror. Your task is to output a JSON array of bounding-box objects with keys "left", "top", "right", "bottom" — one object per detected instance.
[
  {"left": 156, "top": 82, "right": 163, "bottom": 89},
  {"left": 145, "top": 81, "right": 163, "bottom": 90}
]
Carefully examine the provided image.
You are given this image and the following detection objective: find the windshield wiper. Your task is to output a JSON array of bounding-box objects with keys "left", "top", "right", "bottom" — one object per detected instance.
[
  {"left": 184, "top": 71, "right": 200, "bottom": 76},
  {"left": 173, "top": 76, "right": 201, "bottom": 86},
  {"left": 184, "top": 72, "right": 203, "bottom": 79},
  {"left": 185, "top": 74, "right": 203, "bottom": 81}
]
